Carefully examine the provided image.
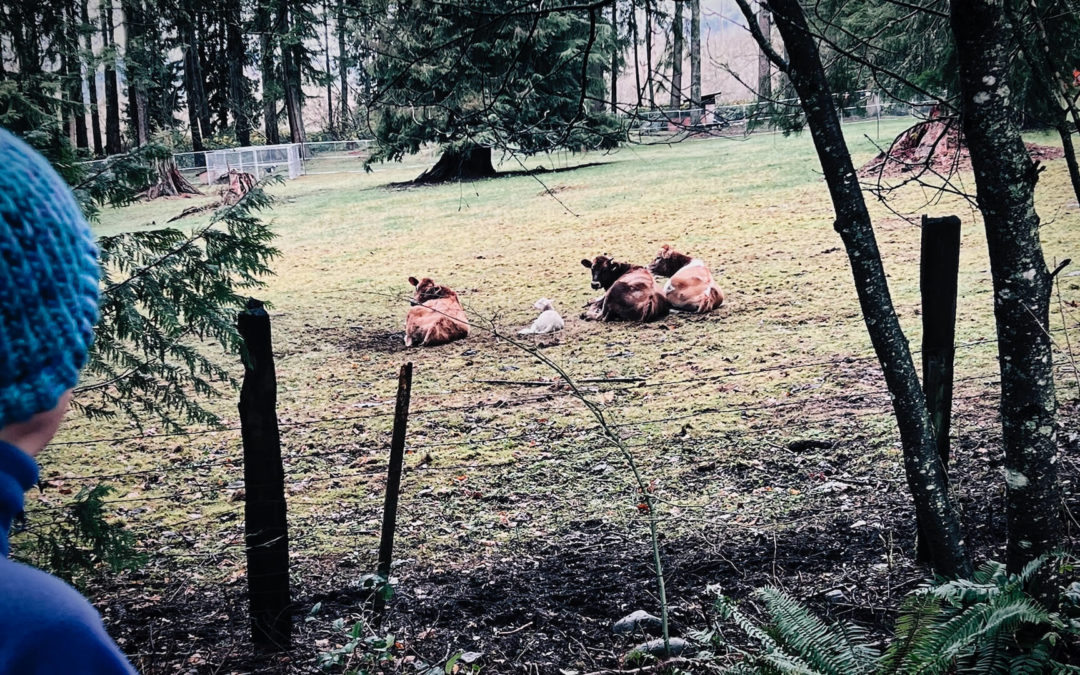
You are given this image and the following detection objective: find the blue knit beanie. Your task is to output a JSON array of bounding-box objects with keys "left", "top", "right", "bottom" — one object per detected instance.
[{"left": 0, "top": 128, "right": 100, "bottom": 429}]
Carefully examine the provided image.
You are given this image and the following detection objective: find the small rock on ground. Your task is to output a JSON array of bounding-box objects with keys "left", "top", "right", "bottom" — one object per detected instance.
[
  {"left": 629, "top": 637, "right": 692, "bottom": 658},
  {"left": 612, "top": 610, "right": 662, "bottom": 635}
]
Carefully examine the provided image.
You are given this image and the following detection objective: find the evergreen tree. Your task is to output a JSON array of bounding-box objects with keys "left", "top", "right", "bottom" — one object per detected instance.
[{"left": 368, "top": 0, "right": 621, "bottom": 182}]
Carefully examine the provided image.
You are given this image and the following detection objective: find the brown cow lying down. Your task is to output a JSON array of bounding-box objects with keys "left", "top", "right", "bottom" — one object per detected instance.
[
  {"left": 404, "top": 276, "right": 470, "bottom": 347},
  {"left": 647, "top": 245, "right": 725, "bottom": 313},
  {"left": 580, "top": 255, "right": 670, "bottom": 322}
]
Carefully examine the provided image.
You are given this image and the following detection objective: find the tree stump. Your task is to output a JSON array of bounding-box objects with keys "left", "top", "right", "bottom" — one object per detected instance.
[
  {"left": 413, "top": 145, "right": 495, "bottom": 184},
  {"left": 145, "top": 159, "right": 204, "bottom": 199}
]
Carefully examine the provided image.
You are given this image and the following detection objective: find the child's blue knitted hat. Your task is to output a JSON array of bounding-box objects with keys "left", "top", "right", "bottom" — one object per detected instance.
[{"left": 0, "top": 128, "right": 100, "bottom": 429}]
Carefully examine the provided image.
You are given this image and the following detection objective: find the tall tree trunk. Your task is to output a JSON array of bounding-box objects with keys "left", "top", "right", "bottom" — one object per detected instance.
[
  {"left": 756, "top": 4, "right": 772, "bottom": 101},
  {"left": 323, "top": 0, "right": 333, "bottom": 133},
  {"left": 182, "top": 29, "right": 205, "bottom": 151},
  {"left": 611, "top": 1, "right": 619, "bottom": 113},
  {"left": 951, "top": 0, "right": 1060, "bottom": 576},
  {"left": 1058, "top": 123, "right": 1080, "bottom": 204},
  {"left": 64, "top": 0, "right": 89, "bottom": 149},
  {"left": 260, "top": 3, "right": 281, "bottom": 144},
  {"left": 337, "top": 0, "right": 348, "bottom": 127},
  {"left": 194, "top": 12, "right": 215, "bottom": 138},
  {"left": 102, "top": 0, "right": 122, "bottom": 154},
  {"left": 281, "top": 5, "right": 307, "bottom": 145},
  {"left": 735, "top": 0, "right": 970, "bottom": 578},
  {"left": 689, "top": 0, "right": 700, "bottom": 123},
  {"left": 215, "top": 15, "right": 230, "bottom": 131},
  {"left": 122, "top": 0, "right": 150, "bottom": 146},
  {"left": 1010, "top": 0, "right": 1080, "bottom": 206},
  {"left": 81, "top": 0, "right": 103, "bottom": 155},
  {"left": 669, "top": 0, "right": 683, "bottom": 109},
  {"left": 226, "top": 2, "right": 251, "bottom": 146},
  {"left": 645, "top": 0, "right": 656, "bottom": 108},
  {"left": 632, "top": 1, "right": 642, "bottom": 109},
  {"left": 135, "top": 86, "right": 150, "bottom": 146}
]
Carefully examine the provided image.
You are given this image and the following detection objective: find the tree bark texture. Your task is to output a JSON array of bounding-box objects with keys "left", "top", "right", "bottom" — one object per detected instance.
[
  {"left": 670, "top": 0, "right": 683, "bottom": 109},
  {"left": 689, "top": 0, "right": 700, "bottom": 120},
  {"left": 258, "top": 5, "right": 281, "bottom": 145},
  {"left": 631, "top": 3, "right": 642, "bottom": 108},
  {"left": 194, "top": 12, "right": 215, "bottom": 139},
  {"left": 145, "top": 159, "right": 204, "bottom": 199},
  {"left": 63, "top": 0, "right": 89, "bottom": 149},
  {"left": 747, "top": 0, "right": 971, "bottom": 578},
  {"left": 1010, "top": 0, "right": 1080, "bottom": 205},
  {"left": 279, "top": 4, "right": 307, "bottom": 145},
  {"left": 645, "top": 1, "right": 656, "bottom": 108},
  {"left": 1058, "top": 124, "right": 1080, "bottom": 204},
  {"left": 322, "top": 0, "right": 333, "bottom": 132},
  {"left": 414, "top": 146, "right": 495, "bottom": 184},
  {"left": 950, "top": 0, "right": 1061, "bottom": 574},
  {"left": 337, "top": 0, "right": 348, "bottom": 126},
  {"left": 756, "top": 5, "right": 772, "bottom": 101},
  {"left": 80, "top": 0, "right": 103, "bottom": 155},
  {"left": 611, "top": 1, "right": 619, "bottom": 113},
  {"left": 102, "top": 0, "right": 122, "bottom": 154},
  {"left": 183, "top": 33, "right": 205, "bottom": 151},
  {"left": 226, "top": 2, "right": 251, "bottom": 146}
]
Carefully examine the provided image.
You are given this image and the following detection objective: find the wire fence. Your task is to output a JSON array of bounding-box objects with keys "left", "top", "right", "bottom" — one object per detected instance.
[
  {"left": 627, "top": 89, "right": 939, "bottom": 138},
  {"left": 74, "top": 90, "right": 940, "bottom": 185}
]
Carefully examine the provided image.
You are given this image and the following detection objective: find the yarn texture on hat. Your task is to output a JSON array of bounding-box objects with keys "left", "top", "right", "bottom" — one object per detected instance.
[{"left": 0, "top": 128, "right": 100, "bottom": 428}]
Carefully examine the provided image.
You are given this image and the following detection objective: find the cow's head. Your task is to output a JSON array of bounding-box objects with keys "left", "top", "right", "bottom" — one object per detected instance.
[
  {"left": 581, "top": 255, "right": 631, "bottom": 290},
  {"left": 408, "top": 276, "right": 450, "bottom": 304},
  {"left": 648, "top": 245, "right": 693, "bottom": 277}
]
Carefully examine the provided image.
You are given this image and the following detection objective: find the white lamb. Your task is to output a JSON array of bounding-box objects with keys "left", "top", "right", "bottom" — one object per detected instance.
[{"left": 518, "top": 298, "right": 564, "bottom": 335}]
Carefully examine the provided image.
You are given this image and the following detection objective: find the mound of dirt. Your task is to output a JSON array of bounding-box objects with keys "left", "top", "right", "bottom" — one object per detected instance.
[{"left": 859, "top": 117, "right": 1063, "bottom": 180}]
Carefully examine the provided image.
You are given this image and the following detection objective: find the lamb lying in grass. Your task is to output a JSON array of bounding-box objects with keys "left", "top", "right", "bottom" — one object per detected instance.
[{"left": 518, "top": 298, "right": 564, "bottom": 335}]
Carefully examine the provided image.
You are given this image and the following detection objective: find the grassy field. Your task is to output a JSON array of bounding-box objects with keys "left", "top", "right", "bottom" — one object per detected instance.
[{"left": 22, "top": 119, "right": 1080, "bottom": 673}]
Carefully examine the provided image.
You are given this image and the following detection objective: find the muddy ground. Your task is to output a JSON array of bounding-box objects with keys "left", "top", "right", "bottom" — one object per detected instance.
[{"left": 91, "top": 399, "right": 1080, "bottom": 674}]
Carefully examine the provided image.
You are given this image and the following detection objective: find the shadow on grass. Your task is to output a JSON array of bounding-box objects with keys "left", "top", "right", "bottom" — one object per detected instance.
[{"left": 383, "top": 161, "right": 619, "bottom": 190}]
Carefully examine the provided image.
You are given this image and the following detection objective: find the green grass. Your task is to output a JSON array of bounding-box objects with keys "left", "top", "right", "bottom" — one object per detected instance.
[{"left": 24, "top": 117, "right": 1080, "bottom": 579}]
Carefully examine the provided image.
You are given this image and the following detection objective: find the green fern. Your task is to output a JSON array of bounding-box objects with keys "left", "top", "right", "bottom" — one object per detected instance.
[
  {"left": 757, "top": 587, "right": 879, "bottom": 675},
  {"left": 713, "top": 556, "right": 1078, "bottom": 674}
]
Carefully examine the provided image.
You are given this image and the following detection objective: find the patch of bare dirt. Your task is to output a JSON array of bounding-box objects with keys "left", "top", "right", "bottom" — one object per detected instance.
[
  {"left": 91, "top": 400, "right": 1080, "bottom": 673},
  {"left": 339, "top": 326, "right": 411, "bottom": 354},
  {"left": 858, "top": 118, "right": 1064, "bottom": 180}
]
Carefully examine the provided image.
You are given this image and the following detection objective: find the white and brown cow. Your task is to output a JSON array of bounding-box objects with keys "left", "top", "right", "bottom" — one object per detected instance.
[
  {"left": 580, "top": 255, "right": 670, "bottom": 322},
  {"left": 647, "top": 245, "right": 725, "bottom": 313},
  {"left": 404, "top": 277, "right": 470, "bottom": 347}
]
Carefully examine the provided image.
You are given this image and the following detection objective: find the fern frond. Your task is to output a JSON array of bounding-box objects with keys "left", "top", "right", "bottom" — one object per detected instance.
[
  {"left": 756, "top": 587, "right": 878, "bottom": 675},
  {"left": 881, "top": 592, "right": 941, "bottom": 674}
]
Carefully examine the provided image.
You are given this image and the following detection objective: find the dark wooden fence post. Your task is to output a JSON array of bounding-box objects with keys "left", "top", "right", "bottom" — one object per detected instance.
[
  {"left": 375, "top": 362, "right": 413, "bottom": 617},
  {"left": 237, "top": 298, "right": 291, "bottom": 651},
  {"left": 917, "top": 215, "right": 962, "bottom": 563}
]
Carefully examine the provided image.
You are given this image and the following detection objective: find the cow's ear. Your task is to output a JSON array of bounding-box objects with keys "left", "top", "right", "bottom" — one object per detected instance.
[
  {"left": 408, "top": 276, "right": 419, "bottom": 287},
  {"left": 581, "top": 259, "right": 593, "bottom": 269}
]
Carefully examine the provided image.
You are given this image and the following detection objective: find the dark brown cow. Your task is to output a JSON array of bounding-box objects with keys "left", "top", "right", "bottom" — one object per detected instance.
[
  {"left": 580, "top": 255, "right": 670, "bottom": 322},
  {"left": 404, "top": 277, "right": 470, "bottom": 347},
  {"left": 648, "top": 245, "right": 725, "bottom": 313}
]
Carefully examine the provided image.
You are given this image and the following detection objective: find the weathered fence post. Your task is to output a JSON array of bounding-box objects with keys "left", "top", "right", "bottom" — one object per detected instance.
[
  {"left": 917, "top": 215, "right": 962, "bottom": 563},
  {"left": 375, "top": 362, "right": 413, "bottom": 617},
  {"left": 237, "top": 298, "right": 291, "bottom": 651}
]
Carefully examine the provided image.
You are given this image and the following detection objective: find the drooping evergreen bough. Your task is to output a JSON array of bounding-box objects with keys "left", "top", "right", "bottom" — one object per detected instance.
[{"left": 367, "top": 0, "right": 622, "bottom": 182}]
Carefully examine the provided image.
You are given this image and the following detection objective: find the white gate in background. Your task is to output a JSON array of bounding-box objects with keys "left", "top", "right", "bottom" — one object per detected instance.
[{"left": 204, "top": 143, "right": 304, "bottom": 184}]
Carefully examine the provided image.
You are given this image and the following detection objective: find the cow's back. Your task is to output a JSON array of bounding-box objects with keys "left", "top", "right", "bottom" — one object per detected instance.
[
  {"left": 604, "top": 267, "right": 669, "bottom": 322},
  {"left": 666, "top": 263, "right": 724, "bottom": 313},
  {"left": 405, "top": 296, "right": 470, "bottom": 346}
]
